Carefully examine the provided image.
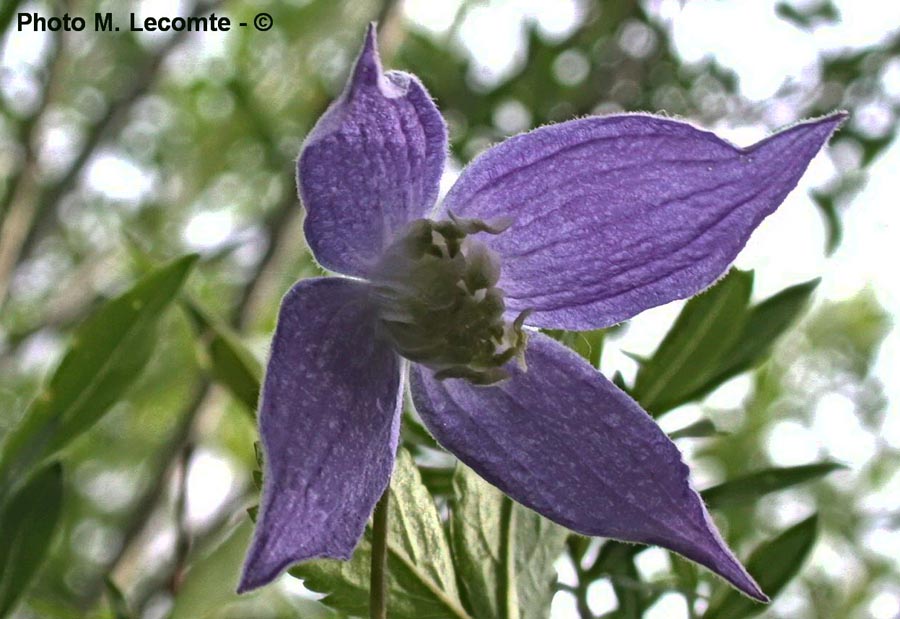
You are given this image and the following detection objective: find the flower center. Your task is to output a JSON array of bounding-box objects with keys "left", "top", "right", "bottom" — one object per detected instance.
[{"left": 370, "top": 214, "right": 529, "bottom": 385}]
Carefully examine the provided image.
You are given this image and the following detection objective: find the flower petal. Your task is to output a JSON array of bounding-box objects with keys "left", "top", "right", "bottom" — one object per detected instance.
[
  {"left": 440, "top": 113, "right": 845, "bottom": 329},
  {"left": 409, "top": 333, "right": 766, "bottom": 601},
  {"left": 299, "top": 25, "right": 447, "bottom": 278},
  {"left": 239, "top": 277, "right": 402, "bottom": 592}
]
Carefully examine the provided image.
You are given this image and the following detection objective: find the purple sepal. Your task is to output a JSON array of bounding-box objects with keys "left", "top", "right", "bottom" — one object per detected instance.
[
  {"left": 298, "top": 24, "right": 448, "bottom": 278},
  {"left": 410, "top": 333, "right": 767, "bottom": 601},
  {"left": 440, "top": 113, "right": 845, "bottom": 329},
  {"left": 238, "top": 277, "right": 402, "bottom": 592}
]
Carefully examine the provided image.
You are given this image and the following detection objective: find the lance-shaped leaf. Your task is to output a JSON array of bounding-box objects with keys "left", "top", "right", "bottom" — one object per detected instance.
[
  {"left": 633, "top": 274, "right": 819, "bottom": 416},
  {"left": 0, "top": 463, "right": 63, "bottom": 619},
  {"left": 450, "top": 464, "right": 569, "bottom": 619},
  {"left": 0, "top": 255, "right": 197, "bottom": 501},
  {"left": 632, "top": 269, "right": 753, "bottom": 415},
  {"left": 103, "top": 577, "right": 133, "bottom": 619},
  {"left": 170, "top": 520, "right": 336, "bottom": 619},
  {"left": 181, "top": 299, "right": 262, "bottom": 414},
  {"left": 290, "top": 449, "right": 471, "bottom": 619},
  {"left": 669, "top": 419, "right": 724, "bottom": 440},
  {"left": 703, "top": 516, "right": 819, "bottom": 619},
  {"left": 543, "top": 329, "right": 606, "bottom": 368},
  {"left": 702, "top": 462, "right": 846, "bottom": 510},
  {"left": 701, "top": 277, "right": 820, "bottom": 390}
]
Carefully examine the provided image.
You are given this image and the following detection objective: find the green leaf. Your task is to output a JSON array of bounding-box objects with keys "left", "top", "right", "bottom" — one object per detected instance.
[
  {"left": 168, "top": 523, "right": 252, "bottom": 619},
  {"left": 633, "top": 270, "right": 754, "bottom": 415},
  {"left": 704, "top": 516, "right": 819, "bottom": 619},
  {"left": 592, "top": 542, "right": 651, "bottom": 619},
  {"left": 103, "top": 577, "right": 133, "bottom": 619},
  {"left": 541, "top": 329, "right": 605, "bottom": 368},
  {"left": 171, "top": 520, "right": 336, "bottom": 619},
  {"left": 668, "top": 419, "right": 724, "bottom": 440},
  {"left": 700, "top": 278, "right": 819, "bottom": 394},
  {"left": 702, "top": 462, "right": 846, "bottom": 509},
  {"left": 181, "top": 299, "right": 262, "bottom": 413},
  {"left": 450, "top": 464, "right": 569, "bottom": 619},
  {"left": 0, "top": 462, "right": 64, "bottom": 619},
  {"left": 419, "top": 465, "right": 454, "bottom": 497},
  {"left": 633, "top": 273, "right": 819, "bottom": 416},
  {"left": 811, "top": 191, "right": 842, "bottom": 255},
  {"left": 400, "top": 409, "right": 441, "bottom": 452},
  {"left": 0, "top": 255, "right": 198, "bottom": 501},
  {"left": 291, "top": 449, "right": 471, "bottom": 619}
]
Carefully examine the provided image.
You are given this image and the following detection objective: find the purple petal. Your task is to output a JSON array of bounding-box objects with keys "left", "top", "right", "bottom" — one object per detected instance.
[
  {"left": 299, "top": 25, "right": 447, "bottom": 278},
  {"left": 440, "top": 113, "right": 845, "bottom": 329},
  {"left": 239, "top": 277, "right": 402, "bottom": 592},
  {"left": 410, "top": 333, "right": 767, "bottom": 601}
]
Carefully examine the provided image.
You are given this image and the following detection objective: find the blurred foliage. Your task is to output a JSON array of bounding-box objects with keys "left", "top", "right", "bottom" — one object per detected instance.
[{"left": 0, "top": 0, "right": 897, "bottom": 618}]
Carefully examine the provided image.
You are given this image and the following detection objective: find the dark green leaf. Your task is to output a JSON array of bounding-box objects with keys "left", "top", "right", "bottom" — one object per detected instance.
[
  {"left": 103, "top": 577, "right": 132, "bottom": 619},
  {"left": 401, "top": 409, "right": 441, "bottom": 452},
  {"left": 811, "top": 191, "right": 843, "bottom": 255},
  {"left": 450, "top": 464, "right": 569, "bottom": 619},
  {"left": 635, "top": 273, "right": 819, "bottom": 416},
  {"left": 419, "top": 465, "right": 454, "bottom": 497},
  {"left": 704, "top": 516, "right": 819, "bottom": 619},
  {"left": 0, "top": 463, "right": 64, "bottom": 619},
  {"left": 181, "top": 299, "right": 262, "bottom": 414},
  {"left": 775, "top": 1, "right": 840, "bottom": 28},
  {"left": 633, "top": 270, "right": 753, "bottom": 415},
  {"left": 702, "top": 278, "right": 820, "bottom": 392},
  {"left": 668, "top": 419, "right": 725, "bottom": 440},
  {"left": 592, "top": 542, "right": 651, "bottom": 618},
  {"left": 0, "top": 255, "right": 198, "bottom": 500},
  {"left": 702, "top": 462, "right": 846, "bottom": 509},
  {"left": 291, "top": 449, "right": 471, "bottom": 619}
]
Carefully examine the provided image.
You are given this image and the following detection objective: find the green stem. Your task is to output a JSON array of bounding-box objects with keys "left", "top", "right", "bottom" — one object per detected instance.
[{"left": 370, "top": 484, "right": 391, "bottom": 619}]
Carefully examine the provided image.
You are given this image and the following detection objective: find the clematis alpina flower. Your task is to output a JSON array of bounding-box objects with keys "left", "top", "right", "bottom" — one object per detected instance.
[{"left": 238, "top": 24, "right": 845, "bottom": 600}]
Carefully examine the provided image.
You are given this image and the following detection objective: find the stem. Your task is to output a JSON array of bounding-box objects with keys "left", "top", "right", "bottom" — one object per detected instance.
[{"left": 369, "top": 485, "right": 391, "bottom": 619}]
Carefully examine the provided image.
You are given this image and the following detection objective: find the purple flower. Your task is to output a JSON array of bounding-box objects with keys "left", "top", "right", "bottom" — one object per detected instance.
[{"left": 238, "top": 25, "right": 844, "bottom": 600}]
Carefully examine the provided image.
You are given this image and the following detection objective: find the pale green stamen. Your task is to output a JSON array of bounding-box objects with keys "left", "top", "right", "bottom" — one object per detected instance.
[{"left": 370, "top": 215, "right": 529, "bottom": 386}]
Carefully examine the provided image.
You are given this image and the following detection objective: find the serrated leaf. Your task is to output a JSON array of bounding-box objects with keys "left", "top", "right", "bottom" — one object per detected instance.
[
  {"left": 633, "top": 269, "right": 753, "bottom": 416},
  {"left": 181, "top": 299, "right": 261, "bottom": 414},
  {"left": 450, "top": 464, "right": 569, "bottom": 619},
  {"left": 291, "top": 449, "right": 470, "bottom": 619},
  {"left": 703, "top": 516, "right": 818, "bottom": 619},
  {"left": 0, "top": 255, "right": 197, "bottom": 501},
  {"left": 702, "top": 462, "right": 846, "bottom": 509},
  {"left": 0, "top": 462, "right": 64, "bottom": 619}
]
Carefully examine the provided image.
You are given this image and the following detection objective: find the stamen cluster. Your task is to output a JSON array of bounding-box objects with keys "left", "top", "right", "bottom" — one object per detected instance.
[{"left": 371, "top": 215, "right": 529, "bottom": 385}]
